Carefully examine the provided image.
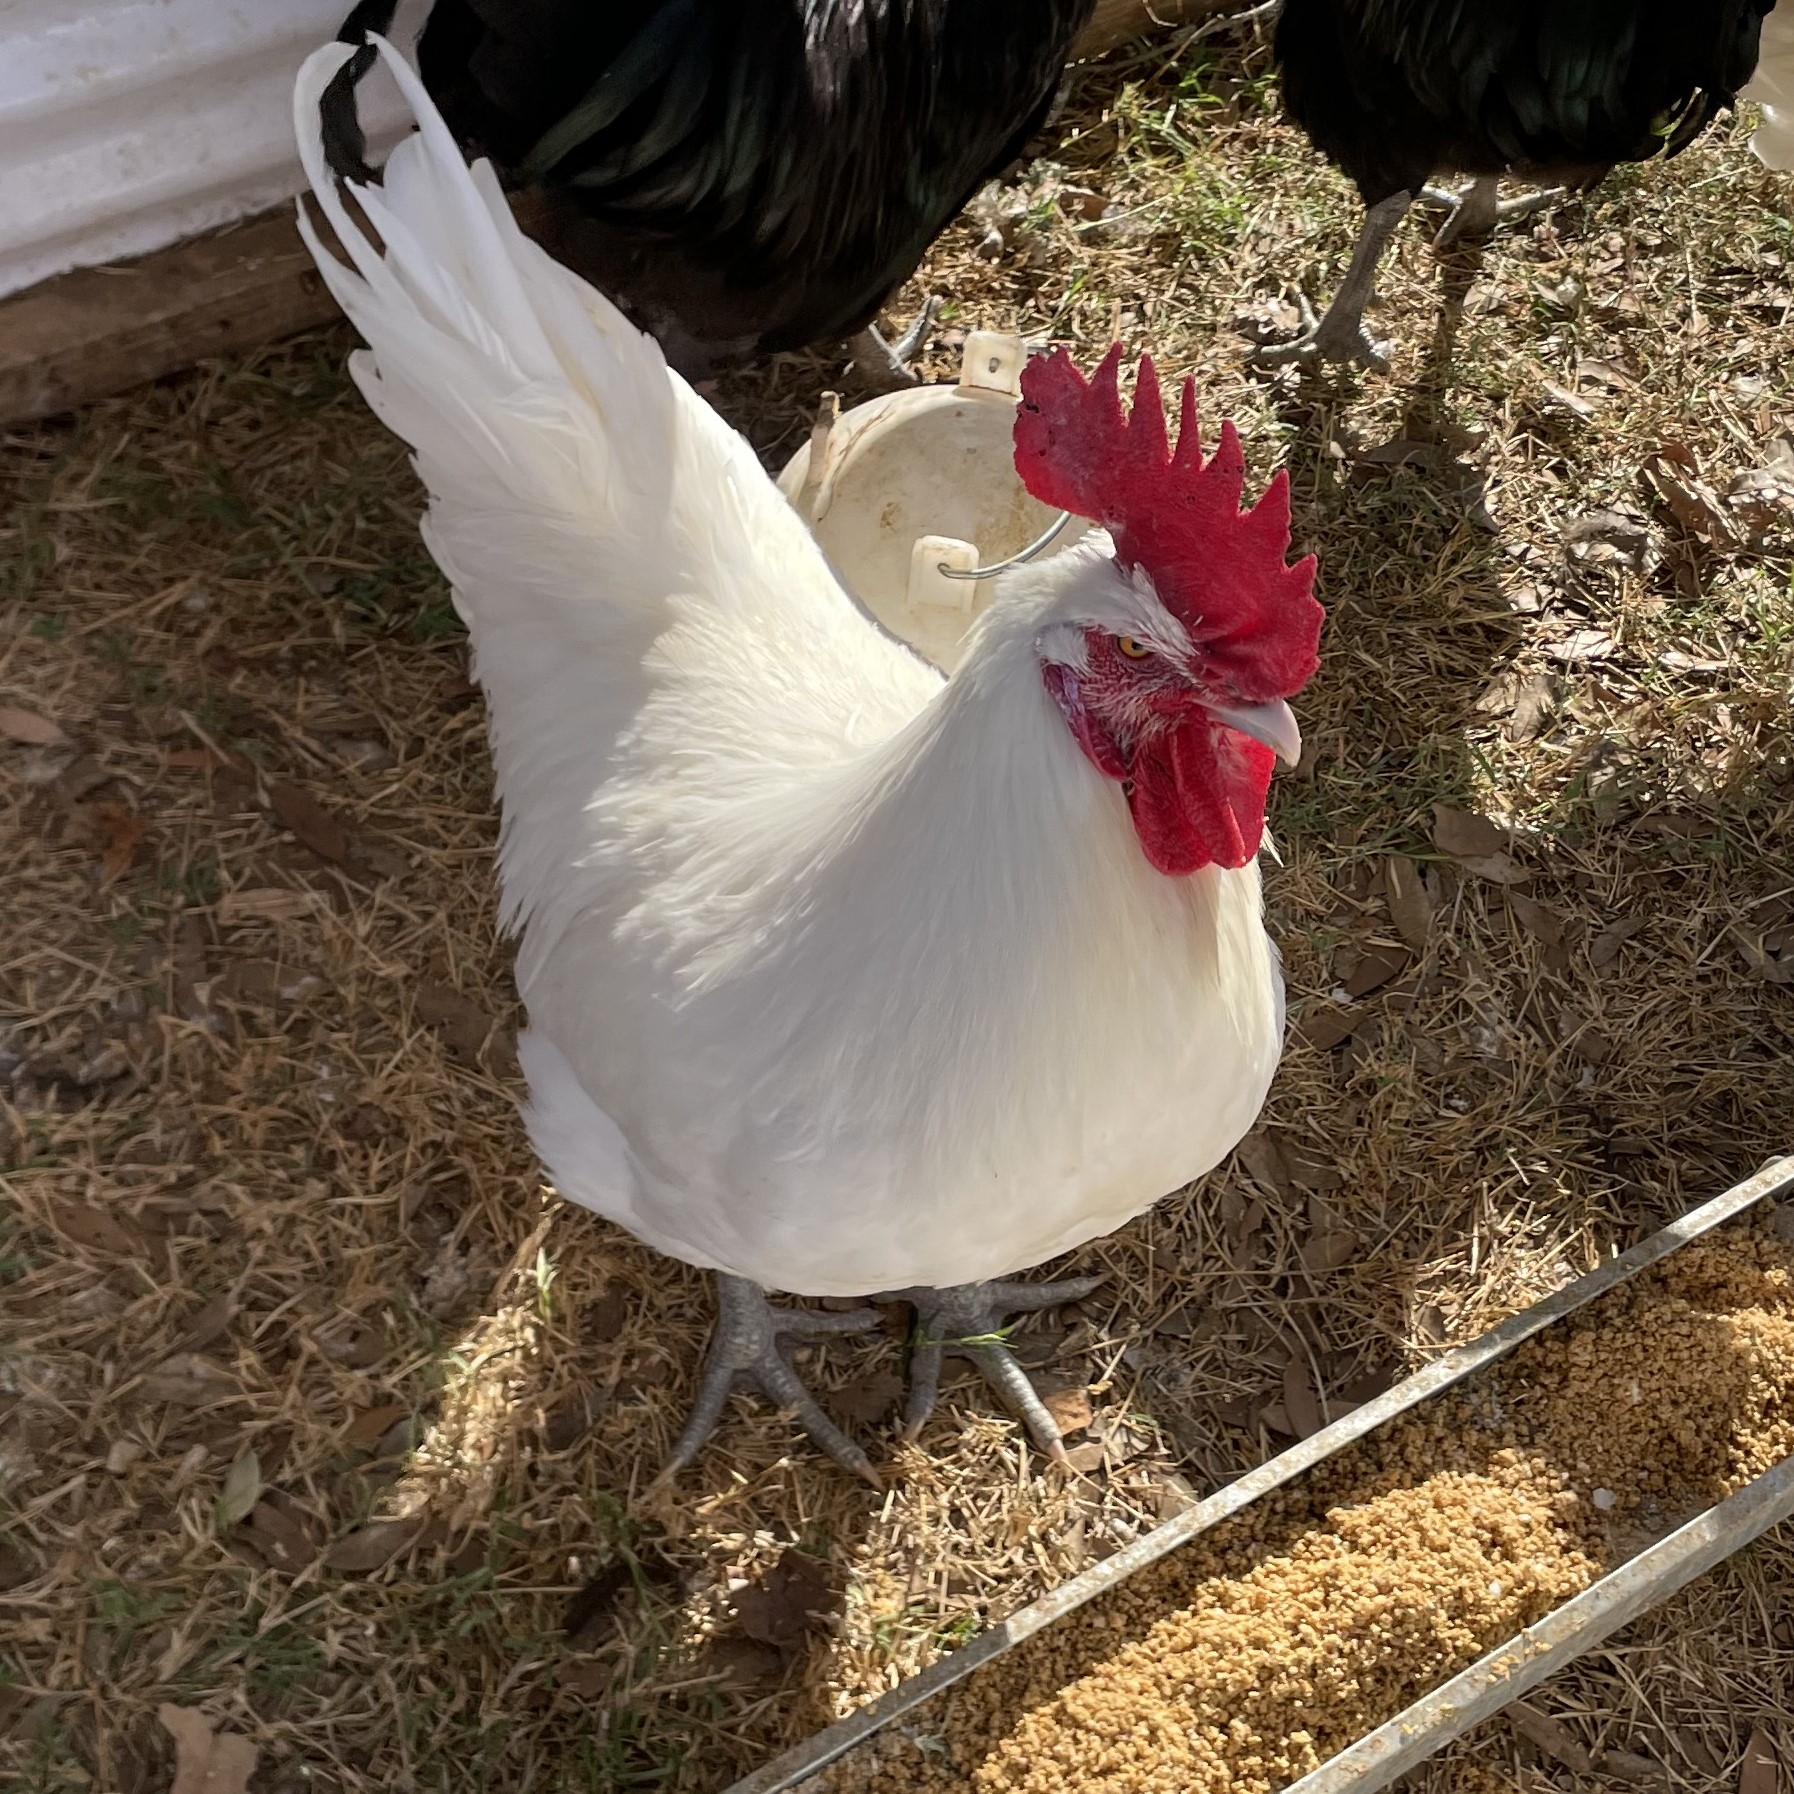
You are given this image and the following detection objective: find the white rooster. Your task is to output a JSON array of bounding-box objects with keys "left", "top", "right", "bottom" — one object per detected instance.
[{"left": 294, "top": 38, "right": 1325, "bottom": 1483}]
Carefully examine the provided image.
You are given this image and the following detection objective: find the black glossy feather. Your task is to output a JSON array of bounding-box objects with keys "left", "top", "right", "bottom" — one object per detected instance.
[
  {"left": 1277, "top": 0, "right": 1776, "bottom": 203},
  {"left": 330, "top": 0, "right": 1095, "bottom": 369}
]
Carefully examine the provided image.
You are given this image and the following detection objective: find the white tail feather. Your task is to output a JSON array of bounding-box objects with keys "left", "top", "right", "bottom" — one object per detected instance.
[{"left": 290, "top": 38, "right": 928, "bottom": 962}]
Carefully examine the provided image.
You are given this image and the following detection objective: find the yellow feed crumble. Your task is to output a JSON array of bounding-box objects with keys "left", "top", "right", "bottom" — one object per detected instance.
[{"left": 815, "top": 1218, "right": 1794, "bottom": 1794}]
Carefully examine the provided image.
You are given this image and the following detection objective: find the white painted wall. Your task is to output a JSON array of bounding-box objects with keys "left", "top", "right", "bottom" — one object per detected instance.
[{"left": 0, "top": 0, "right": 425, "bottom": 299}]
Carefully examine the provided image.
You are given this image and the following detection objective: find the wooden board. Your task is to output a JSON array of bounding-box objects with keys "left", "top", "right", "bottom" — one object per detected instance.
[{"left": 0, "top": 208, "right": 341, "bottom": 428}]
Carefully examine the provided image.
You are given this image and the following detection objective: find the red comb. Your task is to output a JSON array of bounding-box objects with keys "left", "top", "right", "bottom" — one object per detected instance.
[{"left": 1013, "top": 345, "right": 1322, "bottom": 702}]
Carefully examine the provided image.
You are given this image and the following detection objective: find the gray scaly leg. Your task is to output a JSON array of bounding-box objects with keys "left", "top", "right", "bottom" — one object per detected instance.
[
  {"left": 1421, "top": 174, "right": 1568, "bottom": 250},
  {"left": 1250, "top": 190, "right": 1415, "bottom": 372},
  {"left": 846, "top": 296, "right": 942, "bottom": 392},
  {"left": 889, "top": 1275, "right": 1104, "bottom": 1460},
  {"left": 661, "top": 1273, "right": 883, "bottom": 1486}
]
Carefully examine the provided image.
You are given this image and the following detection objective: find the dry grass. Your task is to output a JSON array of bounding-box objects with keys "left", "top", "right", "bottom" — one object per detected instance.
[{"left": 2, "top": 17, "right": 1792, "bottom": 1794}]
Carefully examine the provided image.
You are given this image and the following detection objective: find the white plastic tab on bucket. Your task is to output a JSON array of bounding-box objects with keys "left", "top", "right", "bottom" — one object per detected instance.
[
  {"left": 958, "top": 331, "right": 1025, "bottom": 397},
  {"left": 907, "top": 536, "right": 981, "bottom": 617}
]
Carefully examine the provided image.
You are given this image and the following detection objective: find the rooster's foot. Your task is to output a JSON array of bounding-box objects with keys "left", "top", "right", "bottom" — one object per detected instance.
[
  {"left": 1420, "top": 175, "right": 1568, "bottom": 250},
  {"left": 1249, "top": 289, "right": 1392, "bottom": 372},
  {"left": 847, "top": 296, "right": 941, "bottom": 393},
  {"left": 889, "top": 1275, "right": 1104, "bottom": 1461},
  {"left": 660, "top": 1274, "right": 884, "bottom": 1486},
  {"left": 1247, "top": 189, "right": 1411, "bottom": 373}
]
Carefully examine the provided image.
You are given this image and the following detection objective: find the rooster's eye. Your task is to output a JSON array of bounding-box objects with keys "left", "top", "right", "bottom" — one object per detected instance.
[{"left": 1116, "top": 635, "right": 1150, "bottom": 660}]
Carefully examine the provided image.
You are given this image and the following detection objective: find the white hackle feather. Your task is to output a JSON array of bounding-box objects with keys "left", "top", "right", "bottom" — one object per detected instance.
[
  {"left": 292, "top": 39, "right": 1287, "bottom": 1295},
  {"left": 1744, "top": 0, "right": 1794, "bottom": 169}
]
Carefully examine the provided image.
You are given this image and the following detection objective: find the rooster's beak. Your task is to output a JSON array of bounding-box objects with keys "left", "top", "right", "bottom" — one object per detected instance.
[{"left": 1200, "top": 697, "right": 1302, "bottom": 767}]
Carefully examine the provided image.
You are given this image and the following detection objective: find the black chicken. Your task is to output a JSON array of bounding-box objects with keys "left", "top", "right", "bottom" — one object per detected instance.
[
  {"left": 325, "top": 0, "right": 1096, "bottom": 389},
  {"left": 1258, "top": 0, "right": 1778, "bottom": 369}
]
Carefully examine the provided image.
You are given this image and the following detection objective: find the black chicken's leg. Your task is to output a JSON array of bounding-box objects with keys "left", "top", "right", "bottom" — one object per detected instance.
[
  {"left": 1250, "top": 189, "right": 1414, "bottom": 371},
  {"left": 890, "top": 1275, "right": 1104, "bottom": 1460},
  {"left": 660, "top": 1274, "right": 884, "bottom": 1486},
  {"left": 1419, "top": 175, "right": 1568, "bottom": 251},
  {"left": 847, "top": 296, "right": 942, "bottom": 393}
]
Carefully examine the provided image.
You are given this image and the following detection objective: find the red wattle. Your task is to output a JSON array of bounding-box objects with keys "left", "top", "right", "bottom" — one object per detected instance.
[{"left": 1124, "top": 715, "right": 1273, "bottom": 874}]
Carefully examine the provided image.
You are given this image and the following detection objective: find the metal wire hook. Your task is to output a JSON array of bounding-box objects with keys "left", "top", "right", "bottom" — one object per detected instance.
[{"left": 936, "top": 510, "right": 1074, "bottom": 581}]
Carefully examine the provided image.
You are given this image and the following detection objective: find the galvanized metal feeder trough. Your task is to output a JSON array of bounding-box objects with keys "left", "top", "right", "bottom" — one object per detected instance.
[{"left": 726, "top": 1156, "right": 1794, "bottom": 1794}]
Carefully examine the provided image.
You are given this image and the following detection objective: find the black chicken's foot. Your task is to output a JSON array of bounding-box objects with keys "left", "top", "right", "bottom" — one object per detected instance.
[
  {"left": 659, "top": 1273, "right": 883, "bottom": 1486},
  {"left": 847, "top": 296, "right": 941, "bottom": 393},
  {"left": 1419, "top": 175, "right": 1568, "bottom": 250},
  {"left": 888, "top": 1275, "right": 1104, "bottom": 1460},
  {"left": 1248, "top": 190, "right": 1411, "bottom": 372}
]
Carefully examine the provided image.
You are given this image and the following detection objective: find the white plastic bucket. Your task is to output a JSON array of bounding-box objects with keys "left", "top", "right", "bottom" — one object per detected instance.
[{"left": 777, "top": 331, "right": 1087, "bottom": 672}]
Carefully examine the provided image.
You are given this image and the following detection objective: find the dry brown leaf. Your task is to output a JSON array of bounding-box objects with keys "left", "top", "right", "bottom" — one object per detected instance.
[
  {"left": 1281, "top": 1358, "right": 1324, "bottom": 1439},
  {"left": 325, "top": 1515, "right": 431, "bottom": 1573},
  {"left": 172, "top": 1292, "right": 236, "bottom": 1355},
  {"left": 1298, "top": 1007, "right": 1360, "bottom": 1051},
  {"left": 827, "top": 1369, "right": 903, "bottom": 1427},
  {"left": 49, "top": 1199, "right": 153, "bottom": 1258},
  {"left": 0, "top": 705, "right": 66, "bottom": 745},
  {"left": 1061, "top": 1440, "right": 1105, "bottom": 1474},
  {"left": 1589, "top": 915, "right": 1648, "bottom": 968},
  {"left": 158, "top": 1703, "right": 258, "bottom": 1794},
  {"left": 1343, "top": 943, "right": 1410, "bottom": 997},
  {"left": 217, "top": 888, "right": 327, "bottom": 925},
  {"left": 414, "top": 979, "right": 494, "bottom": 1064},
  {"left": 1507, "top": 674, "right": 1559, "bottom": 744},
  {"left": 543, "top": 1388, "right": 609, "bottom": 1452},
  {"left": 1039, "top": 1385, "right": 1094, "bottom": 1437},
  {"left": 1562, "top": 509, "right": 1652, "bottom": 568},
  {"left": 1544, "top": 628, "right": 1618, "bottom": 665},
  {"left": 1152, "top": 1470, "right": 1200, "bottom": 1519},
  {"left": 1644, "top": 446, "right": 1740, "bottom": 547},
  {"left": 585, "top": 1283, "right": 628, "bottom": 1340},
  {"left": 269, "top": 779, "right": 351, "bottom": 863},
  {"left": 1732, "top": 926, "right": 1793, "bottom": 985},
  {"left": 217, "top": 959, "right": 327, "bottom": 1008},
  {"left": 1384, "top": 855, "right": 1433, "bottom": 951},
  {"left": 1597, "top": 1747, "right": 1669, "bottom": 1785},
  {"left": 247, "top": 1499, "right": 314, "bottom": 1571},
  {"left": 214, "top": 1450, "right": 262, "bottom": 1530},
  {"left": 1431, "top": 805, "right": 1507, "bottom": 859},
  {"left": 1739, "top": 1728, "right": 1781, "bottom": 1794},
  {"left": 1257, "top": 1401, "right": 1295, "bottom": 1436},
  {"left": 1507, "top": 1701, "right": 1592, "bottom": 1774},
  {"left": 1540, "top": 379, "right": 1596, "bottom": 422},
  {"left": 1284, "top": 1147, "right": 1345, "bottom": 1193},
  {"left": 1226, "top": 1195, "right": 1267, "bottom": 1249},
  {"left": 734, "top": 1550, "right": 840, "bottom": 1652},
  {"left": 703, "top": 1636, "right": 786, "bottom": 1691},
  {"left": 139, "top": 1355, "right": 241, "bottom": 1407},
  {"left": 1505, "top": 893, "right": 1565, "bottom": 946},
  {"left": 1153, "top": 1300, "right": 1205, "bottom": 1339},
  {"left": 93, "top": 801, "right": 147, "bottom": 885},
  {"left": 1300, "top": 1229, "right": 1362, "bottom": 1274},
  {"left": 560, "top": 1659, "right": 612, "bottom": 1699},
  {"left": 1234, "top": 1129, "right": 1293, "bottom": 1197},
  {"left": 345, "top": 1403, "right": 412, "bottom": 1447},
  {"left": 1460, "top": 850, "right": 1530, "bottom": 886}
]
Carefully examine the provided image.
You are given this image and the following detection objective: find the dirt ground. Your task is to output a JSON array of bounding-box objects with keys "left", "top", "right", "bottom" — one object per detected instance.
[{"left": 3, "top": 17, "right": 1793, "bottom": 1794}]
